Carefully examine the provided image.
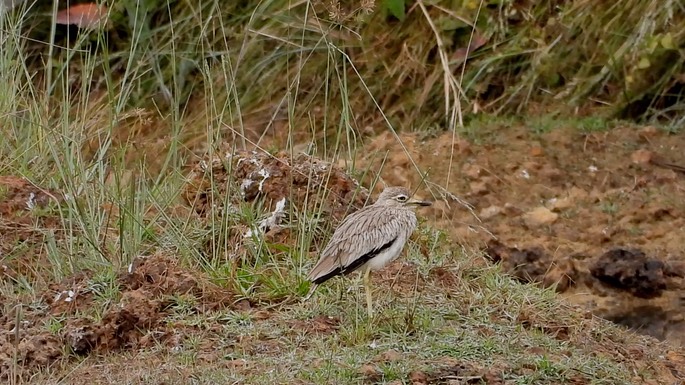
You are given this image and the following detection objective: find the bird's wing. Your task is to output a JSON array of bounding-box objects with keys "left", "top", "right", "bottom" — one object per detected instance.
[{"left": 307, "top": 207, "right": 413, "bottom": 284}]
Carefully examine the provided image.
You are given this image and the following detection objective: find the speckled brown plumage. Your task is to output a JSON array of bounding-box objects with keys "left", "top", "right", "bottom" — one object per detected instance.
[{"left": 305, "top": 186, "right": 432, "bottom": 316}]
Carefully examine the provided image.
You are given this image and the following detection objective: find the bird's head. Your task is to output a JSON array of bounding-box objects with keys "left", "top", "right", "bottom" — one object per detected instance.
[{"left": 376, "top": 186, "right": 432, "bottom": 208}]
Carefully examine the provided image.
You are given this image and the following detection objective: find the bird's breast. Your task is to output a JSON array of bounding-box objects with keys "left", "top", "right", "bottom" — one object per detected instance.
[{"left": 363, "top": 234, "right": 408, "bottom": 271}]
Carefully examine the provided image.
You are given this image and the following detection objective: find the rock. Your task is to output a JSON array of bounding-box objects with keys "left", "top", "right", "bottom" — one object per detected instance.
[
  {"left": 375, "top": 349, "right": 403, "bottom": 362},
  {"left": 590, "top": 248, "right": 667, "bottom": 298},
  {"left": 503, "top": 203, "right": 524, "bottom": 216},
  {"left": 654, "top": 168, "right": 678, "bottom": 182},
  {"left": 630, "top": 149, "right": 653, "bottom": 165},
  {"left": 469, "top": 181, "right": 489, "bottom": 195},
  {"left": 198, "top": 352, "right": 219, "bottom": 363},
  {"left": 479, "top": 205, "right": 502, "bottom": 220},
  {"left": 462, "top": 163, "right": 482, "bottom": 179},
  {"left": 225, "top": 359, "right": 248, "bottom": 369},
  {"left": 568, "top": 187, "right": 588, "bottom": 200},
  {"left": 454, "top": 139, "right": 472, "bottom": 155},
  {"left": 0, "top": 176, "right": 61, "bottom": 216},
  {"left": 539, "top": 164, "right": 563, "bottom": 182},
  {"left": 183, "top": 150, "right": 369, "bottom": 222},
  {"left": 604, "top": 305, "right": 674, "bottom": 341},
  {"left": 523, "top": 206, "right": 558, "bottom": 227},
  {"left": 547, "top": 197, "right": 573, "bottom": 211}
]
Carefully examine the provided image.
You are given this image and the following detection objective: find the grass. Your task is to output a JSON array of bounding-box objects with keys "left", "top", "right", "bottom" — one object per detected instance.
[
  {"left": 0, "top": 0, "right": 681, "bottom": 384},
  {"left": 21, "top": 247, "right": 670, "bottom": 384}
]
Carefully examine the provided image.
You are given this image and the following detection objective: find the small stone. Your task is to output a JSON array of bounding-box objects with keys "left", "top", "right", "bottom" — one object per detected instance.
[
  {"left": 547, "top": 197, "right": 573, "bottom": 211},
  {"left": 569, "top": 187, "right": 588, "bottom": 200},
  {"left": 376, "top": 349, "right": 402, "bottom": 362},
  {"left": 631, "top": 149, "right": 653, "bottom": 165},
  {"left": 654, "top": 168, "right": 678, "bottom": 182},
  {"left": 540, "top": 165, "right": 563, "bottom": 181},
  {"left": 529, "top": 145, "right": 544, "bottom": 157},
  {"left": 469, "top": 181, "right": 489, "bottom": 195},
  {"left": 479, "top": 205, "right": 502, "bottom": 220},
  {"left": 503, "top": 203, "right": 524, "bottom": 216},
  {"left": 198, "top": 352, "right": 219, "bottom": 363},
  {"left": 462, "top": 164, "right": 482, "bottom": 179},
  {"left": 225, "top": 359, "right": 248, "bottom": 369},
  {"left": 523, "top": 206, "right": 558, "bottom": 227},
  {"left": 454, "top": 139, "right": 472, "bottom": 155}
]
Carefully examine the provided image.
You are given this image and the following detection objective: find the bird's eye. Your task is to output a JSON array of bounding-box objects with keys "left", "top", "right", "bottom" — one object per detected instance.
[{"left": 396, "top": 195, "right": 408, "bottom": 202}]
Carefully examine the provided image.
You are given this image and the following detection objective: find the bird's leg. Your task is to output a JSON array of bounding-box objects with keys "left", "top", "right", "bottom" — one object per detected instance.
[{"left": 363, "top": 268, "right": 373, "bottom": 318}]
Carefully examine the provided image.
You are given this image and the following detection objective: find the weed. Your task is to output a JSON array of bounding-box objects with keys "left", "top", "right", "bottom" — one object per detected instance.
[
  {"left": 44, "top": 316, "right": 66, "bottom": 335},
  {"left": 599, "top": 201, "right": 619, "bottom": 215},
  {"left": 86, "top": 268, "right": 121, "bottom": 310}
]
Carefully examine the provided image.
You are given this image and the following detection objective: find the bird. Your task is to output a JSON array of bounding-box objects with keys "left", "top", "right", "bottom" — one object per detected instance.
[{"left": 305, "top": 186, "right": 432, "bottom": 317}]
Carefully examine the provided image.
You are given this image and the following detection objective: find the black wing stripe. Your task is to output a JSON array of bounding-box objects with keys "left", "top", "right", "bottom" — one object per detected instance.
[{"left": 312, "top": 237, "right": 398, "bottom": 285}]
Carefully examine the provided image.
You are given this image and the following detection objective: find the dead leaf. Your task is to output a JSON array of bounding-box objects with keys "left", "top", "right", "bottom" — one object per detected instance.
[
  {"left": 55, "top": 3, "right": 108, "bottom": 30},
  {"left": 452, "top": 32, "right": 488, "bottom": 65}
]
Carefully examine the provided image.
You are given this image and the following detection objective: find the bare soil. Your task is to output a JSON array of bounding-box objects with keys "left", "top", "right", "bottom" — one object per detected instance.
[{"left": 356, "top": 124, "right": 685, "bottom": 345}]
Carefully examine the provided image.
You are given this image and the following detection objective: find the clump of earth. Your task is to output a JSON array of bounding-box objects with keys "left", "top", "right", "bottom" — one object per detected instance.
[{"left": 183, "top": 149, "right": 369, "bottom": 222}]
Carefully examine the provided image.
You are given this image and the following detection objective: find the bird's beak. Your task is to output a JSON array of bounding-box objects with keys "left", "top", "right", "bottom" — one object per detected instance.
[{"left": 408, "top": 198, "right": 432, "bottom": 207}]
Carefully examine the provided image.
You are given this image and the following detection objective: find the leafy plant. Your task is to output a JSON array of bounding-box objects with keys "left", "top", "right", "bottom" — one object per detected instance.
[{"left": 383, "top": 0, "right": 406, "bottom": 21}]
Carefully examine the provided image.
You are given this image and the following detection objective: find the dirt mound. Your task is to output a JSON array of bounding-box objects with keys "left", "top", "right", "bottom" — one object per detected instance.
[
  {"left": 0, "top": 176, "right": 64, "bottom": 280},
  {"left": 484, "top": 240, "right": 577, "bottom": 292},
  {"left": 182, "top": 150, "right": 371, "bottom": 264},
  {"left": 590, "top": 248, "right": 678, "bottom": 298},
  {"left": 0, "top": 253, "right": 235, "bottom": 380},
  {"left": 183, "top": 150, "right": 369, "bottom": 222},
  {"left": 356, "top": 124, "right": 685, "bottom": 345},
  {"left": 0, "top": 176, "right": 60, "bottom": 217}
]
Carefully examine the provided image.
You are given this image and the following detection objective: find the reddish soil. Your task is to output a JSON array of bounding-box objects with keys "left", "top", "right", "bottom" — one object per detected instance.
[
  {"left": 183, "top": 149, "right": 370, "bottom": 221},
  {"left": 182, "top": 149, "right": 371, "bottom": 260},
  {"left": 0, "top": 253, "right": 236, "bottom": 380},
  {"left": 356, "top": 124, "right": 685, "bottom": 345},
  {"left": 0, "top": 176, "right": 64, "bottom": 280}
]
